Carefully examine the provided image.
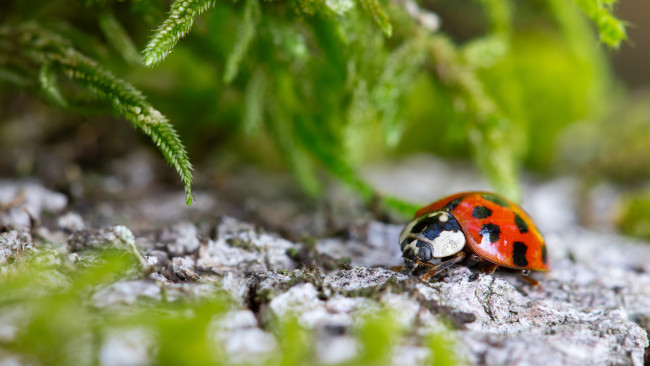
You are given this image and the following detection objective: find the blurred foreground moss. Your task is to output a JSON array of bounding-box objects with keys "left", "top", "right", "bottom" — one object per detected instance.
[{"left": 0, "top": 248, "right": 462, "bottom": 365}]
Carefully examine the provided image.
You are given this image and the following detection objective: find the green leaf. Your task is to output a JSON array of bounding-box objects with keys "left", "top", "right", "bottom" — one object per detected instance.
[
  {"left": 143, "top": 0, "right": 217, "bottom": 67},
  {"left": 223, "top": 0, "right": 261, "bottom": 84}
]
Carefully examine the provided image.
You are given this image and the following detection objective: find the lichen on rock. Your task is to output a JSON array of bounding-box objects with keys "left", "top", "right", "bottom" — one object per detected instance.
[{"left": 1, "top": 176, "right": 650, "bottom": 366}]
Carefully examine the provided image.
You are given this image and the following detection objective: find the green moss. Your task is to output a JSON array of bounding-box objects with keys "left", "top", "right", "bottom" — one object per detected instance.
[
  {"left": 285, "top": 247, "right": 300, "bottom": 260},
  {"left": 0, "top": 0, "right": 628, "bottom": 210},
  {"left": 618, "top": 190, "right": 650, "bottom": 241},
  {"left": 226, "top": 237, "right": 258, "bottom": 251}
]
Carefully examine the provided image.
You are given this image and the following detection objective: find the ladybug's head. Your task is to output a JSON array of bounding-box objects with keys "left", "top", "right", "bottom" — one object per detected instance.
[{"left": 398, "top": 211, "right": 466, "bottom": 268}]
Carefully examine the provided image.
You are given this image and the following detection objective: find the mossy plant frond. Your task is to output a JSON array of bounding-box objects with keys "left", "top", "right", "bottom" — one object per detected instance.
[
  {"left": 0, "top": 0, "right": 631, "bottom": 211},
  {"left": 129, "top": 0, "right": 166, "bottom": 25},
  {"left": 243, "top": 69, "right": 266, "bottom": 135},
  {"left": 267, "top": 92, "right": 323, "bottom": 196},
  {"left": 426, "top": 328, "right": 465, "bottom": 365},
  {"left": 142, "top": 0, "right": 217, "bottom": 67},
  {"left": 373, "top": 36, "right": 427, "bottom": 147},
  {"left": 0, "top": 66, "right": 33, "bottom": 87},
  {"left": 574, "top": 0, "right": 627, "bottom": 48},
  {"left": 98, "top": 10, "right": 143, "bottom": 65},
  {"left": 344, "top": 80, "right": 372, "bottom": 166},
  {"left": 461, "top": 0, "right": 511, "bottom": 69},
  {"left": 355, "top": 308, "right": 403, "bottom": 364},
  {"left": 223, "top": 0, "right": 261, "bottom": 84},
  {"left": 359, "top": 0, "right": 393, "bottom": 37},
  {"left": 38, "top": 62, "right": 68, "bottom": 108},
  {"left": 478, "top": 0, "right": 513, "bottom": 36},
  {"left": 429, "top": 35, "right": 521, "bottom": 202},
  {"left": 0, "top": 23, "right": 195, "bottom": 205}
]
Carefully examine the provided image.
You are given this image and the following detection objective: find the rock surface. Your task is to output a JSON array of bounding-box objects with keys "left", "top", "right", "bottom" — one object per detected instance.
[{"left": 1, "top": 156, "right": 650, "bottom": 365}]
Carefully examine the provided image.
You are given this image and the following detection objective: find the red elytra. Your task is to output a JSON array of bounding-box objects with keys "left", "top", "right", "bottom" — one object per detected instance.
[{"left": 414, "top": 191, "right": 549, "bottom": 271}]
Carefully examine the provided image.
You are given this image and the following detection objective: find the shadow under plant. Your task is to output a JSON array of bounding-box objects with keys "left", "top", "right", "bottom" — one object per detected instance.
[{"left": 1, "top": 158, "right": 649, "bottom": 365}]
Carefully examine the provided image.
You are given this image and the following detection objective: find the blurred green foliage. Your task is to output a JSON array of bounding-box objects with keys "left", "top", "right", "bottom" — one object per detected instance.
[
  {"left": 618, "top": 189, "right": 650, "bottom": 242},
  {"left": 0, "top": 248, "right": 462, "bottom": 365},
  {"left": 0, "top": 0, "right": 627, "bottom": 209},
  {"left": 559, "top": 91, "right": 650, "bottom": 182}
]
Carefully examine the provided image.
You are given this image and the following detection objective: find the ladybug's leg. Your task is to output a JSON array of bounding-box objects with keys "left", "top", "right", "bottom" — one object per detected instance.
[
  {"left": 479, "top": 261, "right": 499, "bottom": 274},
  {"left": 420, "top": 252, "right": 466, "bottom": 282},
  {"left": 390, "top": 265, "right": 405, "bottom": 272},
  {"left": 520, "top": 270, "right": 540, "bottom": 286},
  {"left": 465, "top": 254, "right": 482, "bottom": 268}
]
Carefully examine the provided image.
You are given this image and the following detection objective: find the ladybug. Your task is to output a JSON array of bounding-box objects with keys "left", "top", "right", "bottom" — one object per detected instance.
[{"left": 398, "top": 191, "right": 548, "bottom": 282}]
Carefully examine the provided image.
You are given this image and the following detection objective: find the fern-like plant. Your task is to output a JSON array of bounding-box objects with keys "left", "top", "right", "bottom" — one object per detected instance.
[
  {"left": 0, "top": 0, "right": 629, "bottom": 211},
  {"left": 0, "top": 23, "right": 194, "bottom": 204}
]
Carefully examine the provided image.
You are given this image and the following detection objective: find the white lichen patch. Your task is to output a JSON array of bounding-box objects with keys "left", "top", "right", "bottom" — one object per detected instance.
[
  {"left": 318, "top": 221, "right": 403, "bottom": 267},
  {"left": 317, "top": 336, "right": 357, "bottom": 364},
  {"left": 99, "top": 328, "right": 152, "bottom": 366},
  {"left": 268, "top": 283, "right": 369, "bottom": 330},
  {"left": 68, "top": 226, "right": 136, "bottom": 251},
  {"left": 0, "top": 180, "right": 67, "bottom": 228},
  {"left": 379, "top": 293, "right": 421, "bottom": 329},
  {"left": 0, "top": 229, "right": 32, "bottom": 265},
  {"left": 158, "top": 222, "right": 200, "bottom": 256},
  {"left": 197, "top": 216, "right": 297, "bottom": 273},
  {"left": 218, "top": 272, "right": 249, "bottom": 306},
  {"left": 57, "top": 212, "right": 85, "bottom": 232},
  {"left": 211, "top": 310, "right": 277, "bottom": 364},
  {"left": 391, "top": 345, "right": 429, "bottom": 366},
  {"left": 92, "top": 281, "right": 162, "bottom": 308},
  {"left": 171, "top": 256, "right": 198, "bottom": 280},
  {"left": 324, "top": 266, "right": 408, "bottom": 292}
]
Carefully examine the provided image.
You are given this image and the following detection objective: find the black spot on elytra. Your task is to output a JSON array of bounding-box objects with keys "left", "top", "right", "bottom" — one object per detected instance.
[
  {"left": 514, "top": 214, "right": 529, "bottom": 233},
  {"left": 479, "top": 223, "right": 501, "bottom": 243},
  {"left": 512, "top": 241, "right": 529, "bottom": 267},
  {"left": 472, "top": 206, "right": 492, "bottom": 219},
  {"left": 481, "top": 193, "right": 510, "bottom": 208},
  {"left": 443, "top": 197, "right": 464, "bottom": 212},
  {"left": 541, "top": 244, "right": 548, "bottom": 264}
]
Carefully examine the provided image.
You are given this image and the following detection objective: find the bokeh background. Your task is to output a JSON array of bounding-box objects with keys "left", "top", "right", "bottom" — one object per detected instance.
[{"left": 0, "top": 0, "right": 648, "bottom": 234}]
